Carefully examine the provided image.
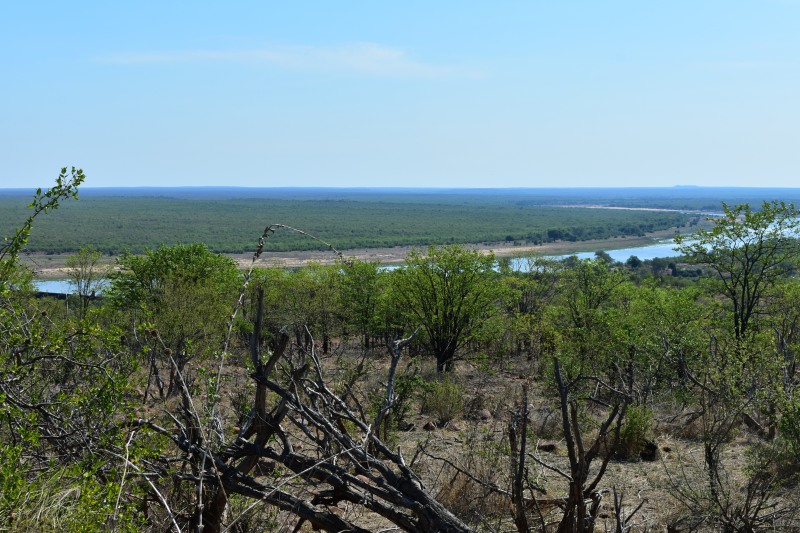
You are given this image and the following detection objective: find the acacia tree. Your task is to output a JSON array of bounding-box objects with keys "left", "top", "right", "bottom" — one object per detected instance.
[
  {"left": 391, "top": 245, "right": 504, "bottom": 372},
  {"left": 282, "top": 262, "right": 343, "bottom": 353},
  {"left": 340, "top": 258, "right": 384, "bottom": 350},
  {"left": 555, "top": 258, "right": 627, "bottom": 378},
  {"left": 675, "top": 201, "right": 800, "bottom": 340},
  {"left": 503, "top": 256, "right": 562, "bottom": 361},
  {"left": 65, "top": 245, "right": 109, "bottom": 318},
  {"left": 669, "top": 202, "right": 800, "bottom": 526},
  {"left": 109, "top": 243, "right": 240, "bottom": 396}
]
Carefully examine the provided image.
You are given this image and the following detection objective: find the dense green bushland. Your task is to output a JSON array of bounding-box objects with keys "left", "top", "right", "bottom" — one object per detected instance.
[
  {"left": 3, "top": 175, "right": 800, "bottom": 531},
  {"left": 4, "top": 185, "right": 799, "bottom": 254},
  {"left": 0, "top": 193, "right": 693, "bottom": 254}
]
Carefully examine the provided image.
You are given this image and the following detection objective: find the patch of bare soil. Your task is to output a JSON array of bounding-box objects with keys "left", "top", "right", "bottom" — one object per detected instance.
[{"left": 231, "top": 228, "right": 682, "bottom": 270}]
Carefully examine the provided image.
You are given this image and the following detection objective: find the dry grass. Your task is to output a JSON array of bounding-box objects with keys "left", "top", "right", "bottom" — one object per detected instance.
[
  {"left": 114, "top": 340, "right": 800, "bottom": 532},
  {"left": 352, "top": 353, "right": 800, "bottom": 531}
]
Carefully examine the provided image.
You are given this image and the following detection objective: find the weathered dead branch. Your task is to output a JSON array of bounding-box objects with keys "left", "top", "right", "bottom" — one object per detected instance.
[{"left": 142, "top": 284, "right": 471, "bottom": 532}]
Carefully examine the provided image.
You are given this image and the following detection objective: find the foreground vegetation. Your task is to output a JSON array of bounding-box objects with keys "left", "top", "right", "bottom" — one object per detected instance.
[{"left": 4, "top": 171, "right": 800, "bottom": 531}]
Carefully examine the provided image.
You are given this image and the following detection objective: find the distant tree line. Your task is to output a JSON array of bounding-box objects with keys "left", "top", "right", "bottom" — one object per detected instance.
[{"left": 0, "top": 194, "right": 692, "bottom": 254}]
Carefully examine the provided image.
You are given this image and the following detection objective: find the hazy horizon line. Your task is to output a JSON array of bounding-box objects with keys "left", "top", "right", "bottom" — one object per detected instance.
[{"left": 4, "top": 185, "right": 800, "bottom": 192}]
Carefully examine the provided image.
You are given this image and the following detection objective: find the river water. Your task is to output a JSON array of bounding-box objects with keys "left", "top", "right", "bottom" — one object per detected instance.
[
  {"left": 34, "top": 239, "right": 685, "bottom": 294},
  {"left": 35, "top": 279, "right": 109, "bottom": 294},
  {"left": 550, "top": 239, "right": 682, "bottom": 262}
]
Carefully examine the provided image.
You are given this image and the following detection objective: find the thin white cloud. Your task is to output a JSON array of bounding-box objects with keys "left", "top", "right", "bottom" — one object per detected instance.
[{"left": 96, "top": 43, "right": 484, "bottom": 79}]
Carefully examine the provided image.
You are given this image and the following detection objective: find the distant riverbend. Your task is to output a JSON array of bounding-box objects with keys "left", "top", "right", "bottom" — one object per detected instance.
[
  {"left": 227, "top": 230, "right": 690, "bottom": 270},
  {"left": 33, "top": 234, "right": 689, "bottom": 294}
]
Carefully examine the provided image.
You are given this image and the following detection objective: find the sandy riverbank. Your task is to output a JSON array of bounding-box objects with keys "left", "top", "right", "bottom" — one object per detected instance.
[
  {"left": 229, "top": 233, "right": 676, "bottom": 270},
  {"left": 23, "top": 227, "right": 681, "bottom": 279}
]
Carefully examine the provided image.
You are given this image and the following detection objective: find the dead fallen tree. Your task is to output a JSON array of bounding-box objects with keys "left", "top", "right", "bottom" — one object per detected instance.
[{"left": 136, "top": 285, "right": 472, "bottom": 532}]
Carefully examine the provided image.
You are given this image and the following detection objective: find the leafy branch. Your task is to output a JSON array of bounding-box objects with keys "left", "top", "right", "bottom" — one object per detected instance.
[{"left": 0, "top": 167, "right": 85, "bottom": 286}]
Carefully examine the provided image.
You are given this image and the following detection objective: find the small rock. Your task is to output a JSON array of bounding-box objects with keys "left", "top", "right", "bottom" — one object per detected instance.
[
  {"left": 477, "top": 409, "right": 492, "bottom": 421},
  {"left": 329, "top": 506, "right": 345, "bottom": 516}
]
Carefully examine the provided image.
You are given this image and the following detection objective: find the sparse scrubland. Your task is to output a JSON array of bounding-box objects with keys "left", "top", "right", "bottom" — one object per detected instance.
[{"left": 4, "top": 172, "right": 800, "bottom": 532}]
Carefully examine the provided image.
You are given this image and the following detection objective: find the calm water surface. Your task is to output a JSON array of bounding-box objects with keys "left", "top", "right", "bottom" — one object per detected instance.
[
  {"left": 36, "top": 279, "right": 108, "bottom": 294},
  {"left": 34, "top": 239, "right": 688, "bottom": 293}
]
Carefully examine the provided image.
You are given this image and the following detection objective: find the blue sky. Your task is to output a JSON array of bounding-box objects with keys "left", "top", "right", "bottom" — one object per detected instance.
[{"left": 2, "top": 1, "right": 799, "bottom": 188}]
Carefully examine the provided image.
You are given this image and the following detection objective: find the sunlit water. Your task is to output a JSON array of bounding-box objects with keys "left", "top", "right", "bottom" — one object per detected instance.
[
  {"left": 33, "top": 240, "right": 690, "bottom": 293},
  {"left": 35, "top": 279, "right": 107, "bottom": 294},
  {"left": 550, "top": 239, "right": 682, "bottom": 262}
]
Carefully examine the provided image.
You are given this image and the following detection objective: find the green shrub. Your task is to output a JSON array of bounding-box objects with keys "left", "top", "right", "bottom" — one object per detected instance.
[
  {"left": 420, "top": 376, "right": 465, "bottom": 425},
  {"left": 616, "top": 405, "right": 653, "bottom": 461}
]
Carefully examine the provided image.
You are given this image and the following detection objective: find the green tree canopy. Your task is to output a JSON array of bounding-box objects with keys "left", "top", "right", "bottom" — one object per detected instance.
[
  {"left": 65, "top": 245, "right": 109, "bottom": 318},
  {"left": 108, "top": 243, "right": 240, "bottom": 396},
  {"left": 109, "top": 243, "right": 239, "bottom": 310},
  {"left": 340, "top": 258, "right": 385, "bottom": 350},
  {"left": 391, "top": 245, "right": 504, "bottom": 372},
  {"left": 675, "top": 201, "right": 800, "bottom": 339}
]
